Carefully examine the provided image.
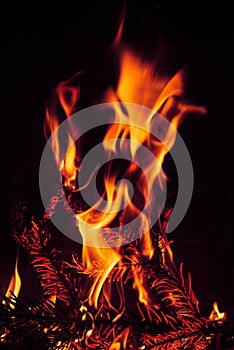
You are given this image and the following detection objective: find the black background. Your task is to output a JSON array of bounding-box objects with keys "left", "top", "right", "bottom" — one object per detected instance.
[{"left": 0, "top": 0, "right": 233, "bottom": 329}]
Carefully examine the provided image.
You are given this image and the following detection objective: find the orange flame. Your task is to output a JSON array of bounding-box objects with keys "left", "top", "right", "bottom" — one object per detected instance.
[
  {"left": 209, "top": 302, "right": 226, "bottom": 323},
  {"left": 80, "top": 225, "right": 122, "bottom": 309},
  {"left": 44, "top": 73, "right": 82, "bottom": 188},
  {"left": 44, "top": 20, "right": 206, "bottom": 329},
  {"left": 4, "top": 249, "right": 21, "bottom": 307},
  {"left": 112, "top": 1, "right": 125, "bottom": 49},
  {"left": 109, "top": 327, "right": 130, "bottom": 350}
]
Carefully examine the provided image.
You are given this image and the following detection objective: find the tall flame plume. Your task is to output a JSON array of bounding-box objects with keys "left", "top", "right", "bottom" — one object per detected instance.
[{"left": 42, "top": 17, "right": 208, "bottom": 349}]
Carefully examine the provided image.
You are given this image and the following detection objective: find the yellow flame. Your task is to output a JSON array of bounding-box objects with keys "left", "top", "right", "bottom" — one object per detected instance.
[{"left": 79, "top": 220, "right": 122, "bottom": 309}]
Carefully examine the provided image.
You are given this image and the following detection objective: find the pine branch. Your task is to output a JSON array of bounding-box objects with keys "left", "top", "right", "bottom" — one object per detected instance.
[
  {"left": 10, "top": 202, "right": 79, "bottom": 312},
  {"left": 143, "top": 327, "right": 210, "bottom": 349},
  {"left": 0, "top": 293, "right": 59, "bottom": 349},
  {"left": 3, "top": 202, "right": 232, "bottom": 349},
  {"left": 1, "top": 292, "right": 230, "bottom": 350}
]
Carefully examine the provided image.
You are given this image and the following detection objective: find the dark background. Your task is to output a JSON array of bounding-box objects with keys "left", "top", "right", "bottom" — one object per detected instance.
[{"left": 0, "top": 0, "right": 233, "bottom": 329}]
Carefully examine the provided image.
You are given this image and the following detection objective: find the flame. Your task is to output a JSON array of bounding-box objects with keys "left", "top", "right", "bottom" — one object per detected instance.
[
  {"left": 133, "top": 268, "right": 150, "bottom": 306},
  {"left": 62, "top": 135, "right": 77, "bottom": 187},
  {"left": 4, "top": 249, "right": 21, "bottom": 307},
  {"left": 80, "top": 222, "right": 122, "bottom": 309},
  {"left": 109, "top": 327, "right": 130, "bottom": 350},
  {"left": 44, "top": 22, "right": 206, "bottom": 340},
  {"left": 209, "top": 302, "right": 226, "bottom": 323},
  {"left": 44, "top": 73, "right": 82, "bottom": 188},
  {"left": 112, "top": 1, "right": 125, "bottom": 49}
]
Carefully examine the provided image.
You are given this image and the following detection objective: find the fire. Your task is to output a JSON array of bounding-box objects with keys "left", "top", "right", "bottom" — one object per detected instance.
[
  {"left": 209, "top": 302, "right": 226, "bottom": 323},
  {"left": 44, "top": 47, "right": 205, "bottom": 306},
  {"left": 4, "top": 249, "right": 21, "bottom": 307},
  {"left": 44, "top": 73, "right": 82, "bottom": 188},
  {"left": 43, "top": 20, "right": 207, "bottom": 348},
  {"left": 79, "top": 223, "right": 122, "bottom": 309}
]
